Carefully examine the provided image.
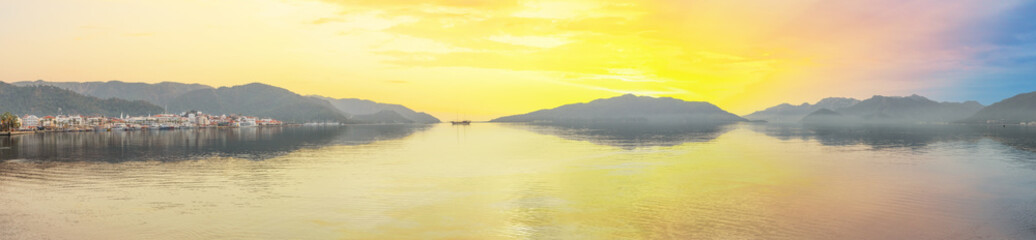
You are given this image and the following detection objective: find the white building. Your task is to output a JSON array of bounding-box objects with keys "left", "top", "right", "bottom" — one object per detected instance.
[
  {"left": 69, "top": 115, "right": 83, "bottom": 126},
  {"left": 20, "top": 115, "right": 39, "bottom": 128},
  {"left": 196, "top": 116, "right": 210, "bottom": 126}
]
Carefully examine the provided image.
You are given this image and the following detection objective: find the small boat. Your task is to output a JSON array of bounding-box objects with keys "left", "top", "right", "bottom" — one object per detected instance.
[
  {"left": 237, "top": 119, "right": 257, "bottom": 128},
  {"left": 450, "top": 120, "right": 471, "bottom": 125}
]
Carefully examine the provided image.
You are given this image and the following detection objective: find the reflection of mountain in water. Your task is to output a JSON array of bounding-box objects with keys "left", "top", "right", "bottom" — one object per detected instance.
[
  {"left": 0, "top": 125, "right": 429, "bottom": 162},
  {"left": 749, "top": 124, "right": 1036, "bottom": 156},
  {"left": 986, "top": 127, "right": 1036, "bottom": 152},
  {"left": 982, "top": 126, "right": 1036, "bottom": 169},
  {"left": 750, "top": 124, "right": 983, "bottom": 150},
  {"left": 325, "top": 124, "right": 430, "bottom": 146},
  {"left": 509, "top": 122, "right": 736, "bottom": 149}
]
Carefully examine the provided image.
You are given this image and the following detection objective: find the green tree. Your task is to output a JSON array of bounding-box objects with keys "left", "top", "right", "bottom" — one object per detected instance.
[{"left": 0, "top": 112, "right": 21, "bottom": 132}]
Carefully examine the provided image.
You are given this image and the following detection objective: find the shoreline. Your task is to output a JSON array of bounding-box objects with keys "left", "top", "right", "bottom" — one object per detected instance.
[{"left": 0, "top": 123, "right": 443, "bottom": 136}]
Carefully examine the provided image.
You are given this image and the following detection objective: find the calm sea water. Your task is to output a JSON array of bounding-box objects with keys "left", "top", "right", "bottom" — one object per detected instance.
[{"left": 1, "top": 123, "right": 1035, "bottom": 239}]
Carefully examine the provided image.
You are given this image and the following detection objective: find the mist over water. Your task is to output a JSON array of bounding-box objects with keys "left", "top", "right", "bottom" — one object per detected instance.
[{"left": 2, "top": 123, "right": 1035, "bottom": 239}]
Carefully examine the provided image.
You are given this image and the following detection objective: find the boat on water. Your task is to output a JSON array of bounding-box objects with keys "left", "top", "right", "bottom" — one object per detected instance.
[
  {"left": 237, "top": 118, "right": 257, "bottom": 128},
  {"left": 450, "top": 120, "right": 472, "bottom": 125},
  {"left": 110, "top": 123, "right": 127, "bottom": 131}
]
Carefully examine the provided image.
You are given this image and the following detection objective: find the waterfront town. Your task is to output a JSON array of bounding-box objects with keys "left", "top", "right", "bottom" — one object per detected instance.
[{"left": 0, "top": 110, "right": 284, "bottom": 133}]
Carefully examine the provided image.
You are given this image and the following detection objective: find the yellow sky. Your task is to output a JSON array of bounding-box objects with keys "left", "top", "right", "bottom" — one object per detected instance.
[{"left": 0, "top": 0, "right": 1022, "bottom": 120}]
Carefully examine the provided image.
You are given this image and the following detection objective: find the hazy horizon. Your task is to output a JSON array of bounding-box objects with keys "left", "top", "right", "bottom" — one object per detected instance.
[
  {"left": 4, "top": 2, "right": 1036, "bottom": 238},
  {"left": 4, "top": 122, "right": 1036, "bottom": 239},
  {"left": 1, "top": 79, "right": 1020, "bottom": 122},
  {"left": 3, "top": 1, "right": 1035, "bottom": 121}
]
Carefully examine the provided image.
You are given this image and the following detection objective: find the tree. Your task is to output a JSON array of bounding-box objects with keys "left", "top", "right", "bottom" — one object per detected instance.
[{"left": 0, "top": 112, "right": 21, "bottom": 132}]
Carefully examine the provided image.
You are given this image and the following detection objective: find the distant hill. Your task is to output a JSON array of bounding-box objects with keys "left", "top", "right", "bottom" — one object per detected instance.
[
  {"left": 13, "top": 80, "right": 212, "bottom": 107},
  {"left": 0, "top": 82, "right": 163, "bottom": 116},
  {"left": 835, "top": 95, "right": 983, "bottom": 123},
  {"left": 312, "top": 96, "right": 440, "bottom": 123},
  {"left": 745, "top": 97, "right": 860, "bottom": 122},
  {"left": 751, "top": 94, "right": 983, "bottom": 124},
  {"left": 10, "top": 80, "right": 439, "bottom": 124},
  {"left": 962, "top": 91, "right": 1036, "bottom": 123},
  {"left": 491, "top": 94, "right": 746, "bottom": 123},
  {"left": 349, "top": 110, "right": 415, "bottom": 124},
  {"left": 168, "top": 83, "right": 347, "bottom": 123},
  {"left": 801, "top": 108, "right": 849, "bottom": 124}
]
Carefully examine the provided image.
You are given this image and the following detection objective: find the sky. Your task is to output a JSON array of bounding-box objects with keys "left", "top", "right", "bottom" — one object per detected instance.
[{"left": 1, "top": 0, "right": 1034, "bottom": 121}]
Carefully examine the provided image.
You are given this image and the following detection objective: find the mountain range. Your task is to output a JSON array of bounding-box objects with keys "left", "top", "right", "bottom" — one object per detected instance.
[
  {"left": 13, "top": 80, "right": 211, "bottom": 107},
  {"left": 962, "top": 91, "right": 1036, "bottom": 123},
  {"left": 313, "top": 96, "right": 440, "bottom": 124},
  {"left": 10, "top": 80, "right": 439, "bottom": 123},
  {"left": 0, "top": 82, "right": 162, "bottom": 116},
  {"left": 753, "top": 94, "right": 986, "bottom": 124},
  {"left": 744, "top": 97, "right": 860, "bottom": 123},
  {"left": 166, "top": 83, "right": 348, "bottom": 123},
  {"left": 491, "top": 94, "right": 746, "bottom": 123},
  {"left": 6, "top": 80, "right": 1036, "bottom": 125},
  {"left": 833, "top": 95, "right": 984, "bottom": 123}
]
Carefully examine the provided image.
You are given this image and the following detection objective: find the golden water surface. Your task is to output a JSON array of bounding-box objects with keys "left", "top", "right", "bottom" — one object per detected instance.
[{"left": 1, "top": 124, "right": 1035, "bottom": 239}]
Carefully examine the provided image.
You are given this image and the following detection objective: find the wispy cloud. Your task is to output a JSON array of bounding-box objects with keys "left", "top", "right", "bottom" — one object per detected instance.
[
  {"left": 307, "top": 0, "right": 1029, "bottom": 112},
  {"left": 3, "top": 0, "right": 1034, "bottom": 117}
]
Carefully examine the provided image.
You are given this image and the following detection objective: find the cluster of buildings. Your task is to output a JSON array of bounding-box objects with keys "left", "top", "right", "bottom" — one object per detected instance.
[
  {"left": 12, "top": 111, "right": 283, "bottom": 131},
  {"left": 986, "top": 120, "right": 1036, "bottom": 125}
]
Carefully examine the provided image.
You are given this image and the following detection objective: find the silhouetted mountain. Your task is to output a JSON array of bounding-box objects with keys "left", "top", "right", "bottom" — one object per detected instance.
[
  {"left": 801, "top": 108, "right": 849, "bottom": 125},
  {"left": 349, "top": 110, "right": 415, "bottom": 124},
  {"left": 0, "top": 82, "right": 162, "bottom": 116},
  {"left": 490, "top": 94, "right": 746, "bottom": 123},
  {"left": 962, "top": 91, "right": 1036, "bottom": 124},
  {"left": 13, "top": 80, "right": 212, "bottom": 107},
  {"left": 835, "top": 95, "right": 983, "bottom": 123},
  {"left": 312, "top": 96, "right": 440, "bottom": 123},
  {"left": 168, "top": 83, "right": 347, "bottom": 123},
  {"left": 745, "top": 97, "right": 860, "bottom": 122},
  {"left": 8, "top": 80, "right": 437, "bottom": 124}
]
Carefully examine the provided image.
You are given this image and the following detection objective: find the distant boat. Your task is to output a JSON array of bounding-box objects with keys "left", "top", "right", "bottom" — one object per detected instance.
[
  {"left": 237, "top": 119, "right": 257, "bottom": 128},
  {"left": 450, "top": 120, "right": 471, "bottom": 125},
  {"left": 124, "top": 124, "right": 140, "bottom": 131}
]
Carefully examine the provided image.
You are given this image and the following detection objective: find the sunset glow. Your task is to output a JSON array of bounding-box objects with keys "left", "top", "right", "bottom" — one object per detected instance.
[{"left": 2, "top": 0, "right": 1034, "bottom": 120}]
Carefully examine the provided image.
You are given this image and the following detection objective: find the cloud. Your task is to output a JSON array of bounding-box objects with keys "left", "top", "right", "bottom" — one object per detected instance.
[
  {"left": 312, "top": 17, "right": 341, "bottom": 24},
  {"left": 487, "top": 34, "right": 573, "bottom": 48},
  {"left": 124, "top": 32, "right": 154, "bottom": 37},
  {"left": 308, "top": 0, "right": 1016, "bottom": 99},
  {"left": 4, "top": 0, "right": 1033, "bottom": 117}
]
